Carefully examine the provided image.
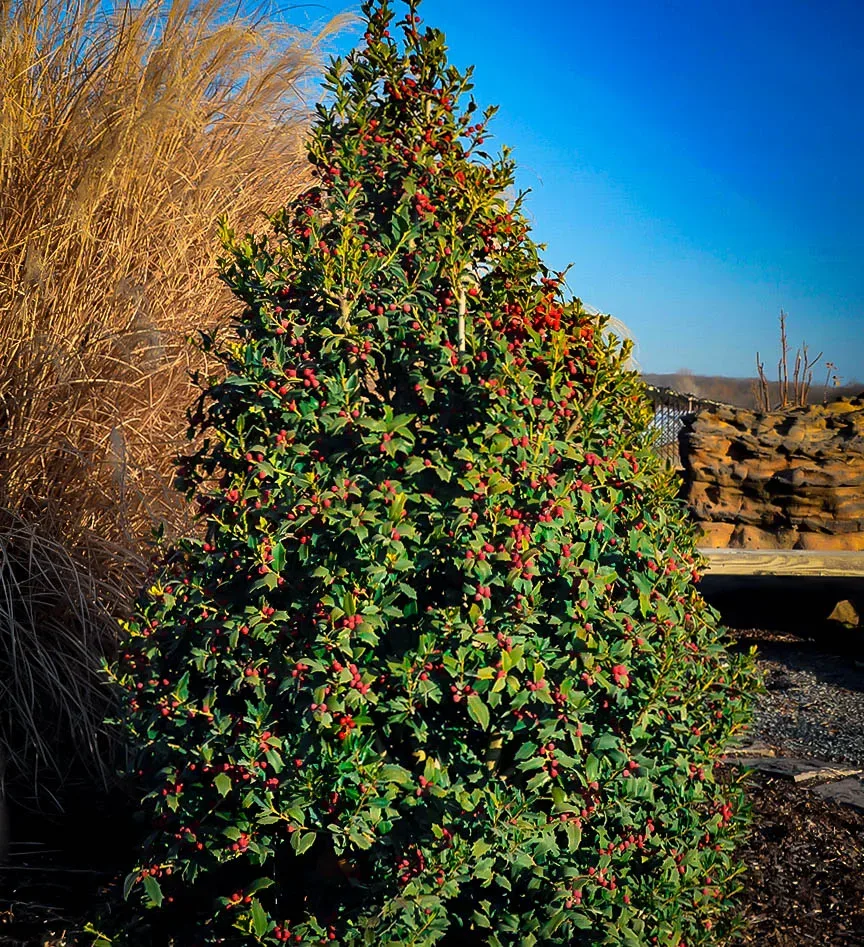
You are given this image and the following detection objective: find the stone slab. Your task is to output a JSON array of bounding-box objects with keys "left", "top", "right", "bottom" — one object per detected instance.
[
  {"left": 809, "top": 776, "right": 864, "bottom": 811},
  {"left": 721, "top": 756, "right": 863, "bottom": 783}
]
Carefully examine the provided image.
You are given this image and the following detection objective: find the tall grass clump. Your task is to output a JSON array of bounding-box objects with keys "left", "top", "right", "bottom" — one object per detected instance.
[{"left": 0, "top": 0, "right": 352, "bottom": 795}]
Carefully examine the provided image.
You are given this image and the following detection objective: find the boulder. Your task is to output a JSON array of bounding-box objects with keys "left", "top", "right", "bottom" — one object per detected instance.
[
  {"left": 729, "top": 525, "right": 783, "bottom": 549},
  {"left": 696, "top": 522, "right": 735, "bottom": 548},
  {"left": 679, "top": 397, "right": 864, "bottom": 550},
  {"left": 795, "top": 531, "right": 864, "bottom": 551},
  {"left": 827, "top": 599, "right": 860, "bottom": 627}
]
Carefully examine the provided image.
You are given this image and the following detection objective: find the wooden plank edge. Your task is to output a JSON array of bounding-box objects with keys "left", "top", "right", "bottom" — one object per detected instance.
[{"left": 697, "top": 548, "right": 864, "bottom": 577}]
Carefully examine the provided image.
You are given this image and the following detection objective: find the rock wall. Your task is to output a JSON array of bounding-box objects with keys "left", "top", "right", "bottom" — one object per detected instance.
[{"left": 678, "top": 397, "right": 864, "bottom": 550}]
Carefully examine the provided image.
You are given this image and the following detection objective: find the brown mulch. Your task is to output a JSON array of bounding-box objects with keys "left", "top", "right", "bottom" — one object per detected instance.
[{"left": 733, "top": 771, "right": 864, "bottom": 946}]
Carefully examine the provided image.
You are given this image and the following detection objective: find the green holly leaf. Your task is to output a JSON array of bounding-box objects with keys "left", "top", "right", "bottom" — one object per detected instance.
[
  {"left": 265, "top": 749, "right": 283, "bottom": 773},
  {"left": 349, "top": 828, "right": 374, "bottom": 850},
  {"left": 380, "top": 764, "right": 413, "bottom": 785},
  {"left": 292, "top": 832, "right": 316, "bottom": 855},
  {"left": 467, "top": 694, "right": 490, "bottom": 730},
  {"left": 250, "top": 898, "right": 269, "bottom": 936},
  {"left": 142, "top": 875, "right": 163, "bottom": 907}
]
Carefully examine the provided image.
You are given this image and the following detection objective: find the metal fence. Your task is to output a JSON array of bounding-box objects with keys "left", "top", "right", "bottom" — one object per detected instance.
[{"left": 643, "top": 385, "right": 728, "bottom": 467}]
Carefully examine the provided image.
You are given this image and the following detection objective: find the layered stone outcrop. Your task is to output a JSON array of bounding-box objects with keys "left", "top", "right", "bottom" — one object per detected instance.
[{"left": 678, "top": 397, "right": 864, "bottom": 550}]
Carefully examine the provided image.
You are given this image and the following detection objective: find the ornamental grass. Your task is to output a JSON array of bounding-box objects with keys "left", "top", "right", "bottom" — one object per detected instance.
[{"left": 0, "top": 0, "right": 352, "bottom": 793}]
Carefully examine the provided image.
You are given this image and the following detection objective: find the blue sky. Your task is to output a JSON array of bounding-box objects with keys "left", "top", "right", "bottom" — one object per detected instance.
[{"left": 298, "top": 0, "right": 863, "bottom": 380}]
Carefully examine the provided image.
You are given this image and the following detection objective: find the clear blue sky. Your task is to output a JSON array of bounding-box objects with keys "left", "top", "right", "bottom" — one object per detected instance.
[{"left": 297, "top": 0, "right": 864, "bottom": 381}]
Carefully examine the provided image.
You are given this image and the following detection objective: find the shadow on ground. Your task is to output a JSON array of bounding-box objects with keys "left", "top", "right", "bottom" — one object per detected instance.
[{"left": 702, "top": 574, "right": 864, "bottom": 648}]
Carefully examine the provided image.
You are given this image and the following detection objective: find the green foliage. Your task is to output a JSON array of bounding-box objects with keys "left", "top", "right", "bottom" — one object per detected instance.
[{"left": 94, "top": 1, "right": 756, "bottom": 943}]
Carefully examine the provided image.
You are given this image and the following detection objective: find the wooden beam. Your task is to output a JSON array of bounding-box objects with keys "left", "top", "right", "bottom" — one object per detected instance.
[{"left": 699, "top": 548, "right": 864, "bottom": 577}]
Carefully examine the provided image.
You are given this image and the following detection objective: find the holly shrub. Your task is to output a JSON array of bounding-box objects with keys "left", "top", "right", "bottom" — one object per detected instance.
[{"left": 92, "top": 1, "right": 756, "bottom": 944}]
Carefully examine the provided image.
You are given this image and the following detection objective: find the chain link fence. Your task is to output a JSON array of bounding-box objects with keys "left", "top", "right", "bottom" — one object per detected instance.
[{"left": 643, "top": 385, "right": 728, "bottom": 467}]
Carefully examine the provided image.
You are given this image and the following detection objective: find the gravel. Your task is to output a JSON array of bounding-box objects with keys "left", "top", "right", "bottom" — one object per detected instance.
[
  {"left": 729, "top": 628, "right": 864, "bottom": 767},
  {"left": 723, "top": 627, "right": 864, "bottom": 946}
]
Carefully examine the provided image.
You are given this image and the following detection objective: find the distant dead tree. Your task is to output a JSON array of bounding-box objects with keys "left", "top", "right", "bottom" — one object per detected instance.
[
  {"left": 754, "top": 311, "right": 824, "bottom": 412},
  {"left": 823, "top": 361, "right": 842, "bottom": 403}
]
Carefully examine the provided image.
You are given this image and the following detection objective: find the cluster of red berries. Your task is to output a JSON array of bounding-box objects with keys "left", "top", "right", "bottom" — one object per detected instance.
[
  {"left": 334, "top": 713, "right": 356, "bottom": 741},
  {"left": 537, "top": 741, "right": 560, "bottom": 778},
  {"left": 464, "top": 542, "right": 498, "bottom": 562},
  {"left": 449, "top": 680, "right": 476, "bottom": 703},
  {"left": 136, "top": 862, "right": 172, "bottom": 881},
  {"left": 272, "top": 926, "right": 301, "bottom": 942},
  {"left": 396, "top": 846, "right": 427, "bottom": 886},
  {"left": 473, "top": 584, "right": 492, "bottom": 602},
  {"left": 586, "top": 865, "right": 621, "bottom": 892},
  {"left": 563, "top": 888, "right": 584, "bottom": 909},
  {"left": 416, "top": 659, "right": 445, "bottom": 682},
  {"left": 329, "top": 660, "right": 371, "bottom": 696},
  {"left": 229, "top": 832, "right": 250, "bottom": 853}
]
